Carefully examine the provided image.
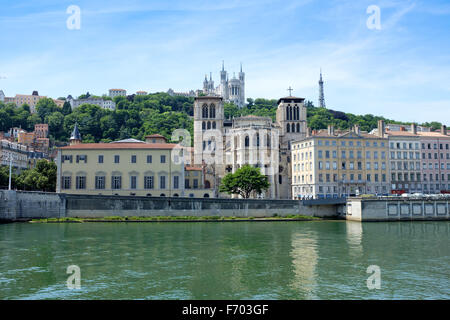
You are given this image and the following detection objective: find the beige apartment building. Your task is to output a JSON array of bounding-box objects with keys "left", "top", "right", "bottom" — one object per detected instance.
[
  {"left": 56, "top": 125, "right": 213, "bottom": 197},
  {"left": 291, "top": 122, "right": 390, "bottom": 199}
]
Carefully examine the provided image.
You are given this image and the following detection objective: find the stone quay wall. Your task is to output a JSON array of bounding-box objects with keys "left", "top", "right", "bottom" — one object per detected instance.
[
  {"left": 346, "top": 197, "right": 450, "bottom": 221},
  {"left": 0, "top": 191, "right": 338, "bottom": 221}
]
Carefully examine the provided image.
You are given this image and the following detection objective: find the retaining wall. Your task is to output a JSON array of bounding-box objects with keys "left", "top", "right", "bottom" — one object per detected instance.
[
  {"left": 0, "top": 191, "right": 338, "bottom": 221},
  {"left": 346, "top": 197, "right": 450, "bottom": 221}
]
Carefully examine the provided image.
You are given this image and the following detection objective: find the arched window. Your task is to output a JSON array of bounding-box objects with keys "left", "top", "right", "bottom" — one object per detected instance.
[
  {"left": 296, "top": 106, "right": 300, "bottom": 120},
  {"left": 173, "top": 193, "right": 179, "bottom": 197},
  {"left": 202, "top": 104, "right": 208, "bottom": 118},
  {"left": 256, "top": 133, "right": 260, "bottom": 147},
  {"left": 205, "top": 180, "right": 211, "bottom": 188},
  {"left": 210, "top": 104, "right": 216, "bottom": 118},
  {"left": 297, "top": 123, "right": 300, "bottom": 133},
  {"left": 204, "top": 193, "right": 210, "bottom": 198},
  {"left": 245, "top": 135, "right": 250, "bottom": 148},
  {"left": 160, "top": 193, "right": 166, "bottom": 197},
  {"left": 207, "top": 121, "right": 211, "bottom": 129},
  {"left": 212, "top": 121, "right": 216, "bottom": 129},
  {"left": 202, "top": 121, "right": 206, "bottom": 130},
  {"left": 287, "top": 124, "right": 290, "bottom": 133},
  {"left": 294, "top": 106, "right": 298, "bottom": 120},
  {"left": 292, "top": 123, "right": 296, "bottom": 132},
  {"left": 267, "top": 134, "right": 271, "bottom": 147}
]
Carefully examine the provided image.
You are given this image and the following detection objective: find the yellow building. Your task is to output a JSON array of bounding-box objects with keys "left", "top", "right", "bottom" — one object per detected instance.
[
  {"left": 291, "top": 123, "right": 390, "bottom": 199},
  {"left": 56, "top": 125, "right": 213, "bottom": 197}
]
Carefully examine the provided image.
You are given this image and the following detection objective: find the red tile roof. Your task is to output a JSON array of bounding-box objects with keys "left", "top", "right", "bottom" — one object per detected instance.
[
  {"left": 146, "top": 134, "right": 166, "bottom": 138},
  {"left": 59, "top": 142, "right": 177, "bottom": 150}
]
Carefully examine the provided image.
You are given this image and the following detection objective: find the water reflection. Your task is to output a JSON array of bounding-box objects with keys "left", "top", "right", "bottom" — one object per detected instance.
[
  {"left": 289, "top": 231, "right": 318, "bottom": 299},
  {"left": 346, "top": 221, "right": 363, "bottom": 258}
]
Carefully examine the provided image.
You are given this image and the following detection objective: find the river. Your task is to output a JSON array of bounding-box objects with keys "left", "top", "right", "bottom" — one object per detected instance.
[{"left": 0, "top": 221, "right": 448, "bottom": 299}]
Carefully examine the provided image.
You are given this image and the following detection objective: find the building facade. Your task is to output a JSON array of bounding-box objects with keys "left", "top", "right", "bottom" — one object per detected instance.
[
  {"left": 386, "top": 126, "right": 422, "bottom": 194},
  {"left": 418, "top": 127, "right": 450, "bottom": 194},
  {"left": 291, "top": 123, "right": 390, "bottom": 199},
  {"left": 56, "top": 126, "right": 213, "bottom": 197},
  {"left": 0, "top": 139, "right": 28, "bottom": 170},
  {"left": 67, "top": 96, "right": 116, "bottom": 110},
  {"left": 108, "top": 89, "right": 127, "bottom": 98}
]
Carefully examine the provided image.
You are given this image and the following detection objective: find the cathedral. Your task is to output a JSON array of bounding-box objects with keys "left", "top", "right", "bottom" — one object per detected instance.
[
  {"left": 192, "top": 93, "right": 308, "bottom": 199},
  {"left": 202, "top": 62, "right": 246, "bottom": 108}
]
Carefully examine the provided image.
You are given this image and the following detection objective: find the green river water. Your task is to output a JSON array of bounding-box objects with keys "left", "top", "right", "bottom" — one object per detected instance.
[{"left": 0, "top": 221, "right": 448, "bottom": 299}]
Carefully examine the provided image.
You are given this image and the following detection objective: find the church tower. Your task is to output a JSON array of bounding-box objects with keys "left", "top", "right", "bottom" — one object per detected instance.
[
  {"left": 318, "top": 69, "right": 326, "bottom": 108},
  {"left": 193, "top": 96, "right": 225, "bottom": 196},
  {"left": 275, "top": 91, "right": 308, "bottom": 200},
  {"left": 276, "top": 91, "right": 307, "bottom": 142}
]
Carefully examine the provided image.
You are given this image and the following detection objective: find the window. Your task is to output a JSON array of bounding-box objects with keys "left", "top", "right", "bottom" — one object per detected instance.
[
  {"left": 130, "top": 176, "right": 137, "bottom": 189},
  {"left": 112, "top": 176, "right": 122, "bottom": 189},
  {"left": 193, "top": 179, "right": 199, "bottom": 189},
  {"left": 147, "top": 155, "right": 152, "bottom": 163},
  {"left": 160, "top": 155, "right": 166, "bottom": 163},
  {"left": 174, "top": 176, "right": 179, "bottom": 189},
  {"left": 62, "top": 176, "right": 71, "bottom": 189},
  {"left": 62, "top": 155, "right": 73, "bottom": 163},
  {"left": 144, "top": 176, "right": 154, "bottom": 189},
  {"left": 131, "top": 155, "right": 137, "bottom": 163},
  {"left": 160, "top": 176, "right": 166, "bottom": 189},
  {"left": 114, "top": 155, "right": 120, "bottom": 163},
  {"left": 76, "top": 176, "right": 86, "bottom": 189},
  {"left": 76, "top": 155, "right": 87, "bottom": 163},
  {"left": 95, "top": 176, "right": 105, "bottom": 189},
  {"left": 98, "top": 155, "right": 104, "bottom": 163}
]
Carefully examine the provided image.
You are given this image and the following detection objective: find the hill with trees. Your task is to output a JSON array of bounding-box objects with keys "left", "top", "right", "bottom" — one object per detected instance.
[{"left": 0, "top": 93, "right": 445, "bottom": 148}]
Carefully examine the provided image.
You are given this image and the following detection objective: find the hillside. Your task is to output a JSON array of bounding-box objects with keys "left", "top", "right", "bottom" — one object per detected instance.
[{"left": 0, "top": 93, "right": 444, "bottom": 146}]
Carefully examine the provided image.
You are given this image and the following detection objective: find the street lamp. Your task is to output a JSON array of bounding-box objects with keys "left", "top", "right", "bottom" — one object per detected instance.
[{"left": 8, "top": 155, "right": 12, "bottom": 190}]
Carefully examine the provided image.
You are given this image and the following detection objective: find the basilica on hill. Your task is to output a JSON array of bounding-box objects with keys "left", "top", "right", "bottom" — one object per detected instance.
[{"left": 202, "top": 61, "right": 246, "bottom": 108}]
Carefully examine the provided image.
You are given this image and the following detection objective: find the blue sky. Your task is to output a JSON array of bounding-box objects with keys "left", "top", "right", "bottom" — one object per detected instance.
[{"left": 0, "top": 0, "right": 449, "bottom": 124}]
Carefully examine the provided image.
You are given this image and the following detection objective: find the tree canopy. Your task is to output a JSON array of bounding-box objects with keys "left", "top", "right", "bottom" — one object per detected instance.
[
  {"left": 0, "top": 160, "right": 57, "bottom": 192},
  {"left": 0, "top": 93, "right": 446, "bottom": 149},
  {"left": 219, "top": 165, "right": 270, "bottom": 199}
]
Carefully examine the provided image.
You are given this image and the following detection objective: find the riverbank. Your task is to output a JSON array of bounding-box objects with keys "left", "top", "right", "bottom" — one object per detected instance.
[{"left": 29, "top": 215, "right": 324, "bottom": 223}]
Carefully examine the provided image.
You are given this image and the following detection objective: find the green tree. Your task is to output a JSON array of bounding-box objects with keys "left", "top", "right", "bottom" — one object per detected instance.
[
  {"left": 36, "top": 98, "right": 60, "bottom": 121},
  {"left": 219, "top": 165, "right": 270, "bottom": 199},
  {"left": 62, "top": 101, "right": 72, "bottom": 116},
  {"left": 16, "top": 160, "right": 57, "bottom": 192}
]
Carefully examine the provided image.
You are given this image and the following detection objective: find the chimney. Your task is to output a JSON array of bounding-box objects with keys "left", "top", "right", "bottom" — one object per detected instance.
[
  {"left": 327, "top": 125, "right": 334, "bottom": 136},
  {"left": 400, "top": 126, "right": 406, "bottom": 132},
  {"left": 353, "top": 124, "right": 360, "bottom": 135},
  {"left": 377, "top": 120, "right": 385, "bottom": 138},
  {"left": 441, "top": 125, "right": 447, "bottom": 135},
  {"left": 411, "top": 123, "right": 417, "bottom": 135}
]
